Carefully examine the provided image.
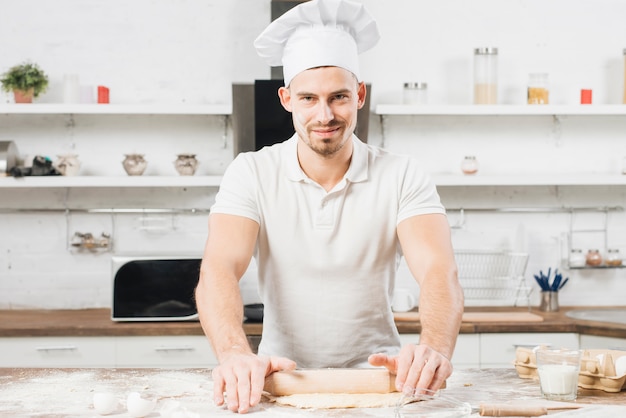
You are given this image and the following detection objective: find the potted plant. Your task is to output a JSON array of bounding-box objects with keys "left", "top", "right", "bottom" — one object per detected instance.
[{"left": 0, "top": 61, "right": 49, "bottom": 103}]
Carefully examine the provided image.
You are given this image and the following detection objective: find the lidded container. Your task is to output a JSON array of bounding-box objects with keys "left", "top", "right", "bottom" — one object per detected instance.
[
  {"left": 568, "top": 249, "right": 585, "bottom": 268},
  {"left": 606, "top": 248, "right": 622, "bottom": 267},
  {"left": 403, "top": 82, "right": 428, "bottom": 105},
  {"left": 461, "top": 156, "right": 479, "bottom": 175},
  {"left": 473, "top": 47, "right": 498, "bottom": 104},
  {"left": 623, "top": 49, "right": 626, "bottom": 104},
  {"left": 528, "top": 73, "right": 550, "bottom": 104},
  {"left": 585, "top": 249, "right": 602, "bottom": 267}
]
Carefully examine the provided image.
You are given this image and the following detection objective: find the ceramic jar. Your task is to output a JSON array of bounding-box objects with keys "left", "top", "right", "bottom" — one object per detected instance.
[
  {"left": 174, "top": 154, "right": 198, "bottom": 176},
  {"left": 122, "top": 154, "right": 147, "bottom": 176},
  {"left": 54, "top": 154, "right": 81, "bottom": 176}
]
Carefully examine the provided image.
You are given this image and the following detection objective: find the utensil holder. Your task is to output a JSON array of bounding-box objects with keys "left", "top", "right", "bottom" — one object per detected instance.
[{"left": 539, "top": 291, "right": 559, "bottom": 312}]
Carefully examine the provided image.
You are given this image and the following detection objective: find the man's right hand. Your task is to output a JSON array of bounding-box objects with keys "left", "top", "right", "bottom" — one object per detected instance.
[{"left": 212, "top": 350, "right": 296, "bottom": 414}]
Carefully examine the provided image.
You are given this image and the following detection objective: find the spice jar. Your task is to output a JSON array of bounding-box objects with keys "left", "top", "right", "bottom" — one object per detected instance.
[
  {"left": 605, "top": 249, "right": 622, "bottom": 267},
  {"left": 473, "top": 47, "right": 498, "bottom": 104},
  {"left": 623, "top": 48, "right": 626, "bottom": 104},
  {"left": 403, "top": 82, "right": 428, "bottom": 105},
  {"left": 461, "top": 156, "right": 479, "bottom": 175},
  {"left": 527, "top": 73, "right": 549, "bottom": 104},
  {"left": 585, "top": 249, "right": 602, "bottom": 267},
  {"left": 569, "top": 249, "right": 586, "bottom": 268}
]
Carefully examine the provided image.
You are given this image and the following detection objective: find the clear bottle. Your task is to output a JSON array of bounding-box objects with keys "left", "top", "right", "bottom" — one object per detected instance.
[
  {"left": 461, "top": 156, "right": 478, "bottom": 175},
  {"left": 403, "top": 82, "right": 428, "bottom": 105},
  {"left": 568, "top": 249, "right": 586, "bottom": 268},
  {"left": 527, "top": 73, "right": 549, "bottom": 104},
  {"left": 473, "top": 48, "right": 498, "bottom": 105},
  {"left": 605, "top": 249, "right": 622, "bottom": 267},
  {"left": 585, "top": 249, "right": 602, "bottom": 267}
]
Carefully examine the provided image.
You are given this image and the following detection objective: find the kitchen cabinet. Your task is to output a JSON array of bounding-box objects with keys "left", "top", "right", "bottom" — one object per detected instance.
[
  {"left": 479, "top": 333, "right": 579, "bottom": 369},
  {"left": 399, "top": 333, "right": 480, "bottom": 369},
  {"left": 580, "top": 335, "right": 626, "bottom": 351},
  {"left": 0, "top": 336, "right": 116, "bottom": 367},
  {"left": 115, "top": 336, "right": 217, "bottom": 368}
]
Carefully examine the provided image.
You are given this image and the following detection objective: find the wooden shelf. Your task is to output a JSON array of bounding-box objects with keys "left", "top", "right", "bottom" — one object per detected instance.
[
  {"left": 0, "top": 104, "right": 231, "bottom": 115},
  {"left": 0, "top": 175, "right": 223, "bottom": 188},
  {"left": 375, "top": 104, "right": 626, "bottom": 116}
]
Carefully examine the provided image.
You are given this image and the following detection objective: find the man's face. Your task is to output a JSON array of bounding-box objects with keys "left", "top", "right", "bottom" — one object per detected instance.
[{"left": 279, "top": 66, "right": 366, "bottom": 157}]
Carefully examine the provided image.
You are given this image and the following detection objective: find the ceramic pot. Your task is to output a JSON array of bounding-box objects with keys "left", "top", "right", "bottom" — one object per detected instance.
[
  {"left": 122, "top": 154, "right": 147, "bottom": 176},
  {"left": 13, "top": 88, "right": 34, "bottom": 104},
  {"left": 54, "top": 154, "right": 81, "bottom": 176},
  {"left": 174, "top": 154, "right": 198, "bottom": 176}
]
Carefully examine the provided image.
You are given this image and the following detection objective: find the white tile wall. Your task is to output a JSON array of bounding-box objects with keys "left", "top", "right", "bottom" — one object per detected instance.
[{"left": 1, "top": 0, "right": 625, "bottom": 309}]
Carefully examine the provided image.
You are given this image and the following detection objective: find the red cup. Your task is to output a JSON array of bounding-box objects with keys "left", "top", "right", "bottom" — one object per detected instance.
[
  {"left": 580, "top": 89, "right": 592, "bottom": 105},
  {"left": 97, "top": 86, "right": 110, "bottom": 104}
]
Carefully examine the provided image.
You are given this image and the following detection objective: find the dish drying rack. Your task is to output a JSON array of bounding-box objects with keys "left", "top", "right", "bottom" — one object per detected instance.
[{"left": 455, "top": 250, "right": 531, "bottom": 308}]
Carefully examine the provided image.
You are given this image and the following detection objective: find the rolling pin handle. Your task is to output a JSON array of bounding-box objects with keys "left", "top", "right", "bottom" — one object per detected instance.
[{"left": 479, "top": 404, "right": 548, "bottom": 417}]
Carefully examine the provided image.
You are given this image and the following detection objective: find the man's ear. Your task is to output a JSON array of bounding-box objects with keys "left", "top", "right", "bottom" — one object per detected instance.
[
  {"left": 357, "top": 82, "right": 367, "bottom": 110},
  {"left": 278, "top": 86, "right": 292, "bottom": 112}
]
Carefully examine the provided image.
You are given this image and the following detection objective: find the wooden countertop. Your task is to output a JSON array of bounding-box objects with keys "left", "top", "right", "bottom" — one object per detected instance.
[
  {"left": 1, "top": 368, "right": 625, "bottom": 417},
  {"left": 0, "top": 306, "right": 625, "bottom": 338}
]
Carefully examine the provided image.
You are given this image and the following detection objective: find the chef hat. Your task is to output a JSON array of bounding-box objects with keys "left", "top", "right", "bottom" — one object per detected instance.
[{"left": 254, "top": 0, "right": 380, "bottom": 86}]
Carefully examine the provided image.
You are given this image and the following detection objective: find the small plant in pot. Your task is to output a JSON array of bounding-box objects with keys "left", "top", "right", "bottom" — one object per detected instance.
[{"left": 0, "top": 61, "right": 49, "bottom": 103}]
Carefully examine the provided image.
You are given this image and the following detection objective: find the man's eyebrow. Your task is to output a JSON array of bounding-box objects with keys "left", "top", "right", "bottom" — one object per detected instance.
[{"left": 295, "top": 89, "right": 352, "bottom": 97}]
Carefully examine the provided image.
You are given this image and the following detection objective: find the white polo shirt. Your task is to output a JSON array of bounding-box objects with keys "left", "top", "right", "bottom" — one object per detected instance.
[{"left": 211, "top": 134, "right": 445, "bottom": 368}]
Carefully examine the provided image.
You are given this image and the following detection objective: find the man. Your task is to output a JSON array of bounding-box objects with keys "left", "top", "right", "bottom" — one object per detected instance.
[{"left": 195, "top": 0, "right": 464, "bottom": 414}]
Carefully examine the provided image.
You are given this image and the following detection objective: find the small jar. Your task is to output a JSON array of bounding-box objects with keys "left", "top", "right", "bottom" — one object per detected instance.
[
  {"left": 585, "top": 249, "right": 603, "bottom": 267},
  {"left": 403, "top": 82, "right": 428, "bottom": 105},
  {"left": 473, "top": 47, "right": 498, "bottom": 104},
  {"left": 527, "top": 73, "right": 549, "bottom": 104},
  {"left": 605, "top": 249, "right": 622, "bottom": 267},
  {"left": 568, "top": 249, "right": 586, "bottom": 268},
  {"left": 623, "top": 48, "right": 626, "bottom": 104},
  {"left": 461, "top": 156, "right": 478, "bottom": 175}
]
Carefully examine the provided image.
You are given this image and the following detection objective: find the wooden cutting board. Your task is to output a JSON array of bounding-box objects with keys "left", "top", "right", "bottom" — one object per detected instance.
[
  {"left": 264, "top": 368, "right": 396, "bottom": 396},
  {"left": 393, "top": 311, "right": 544, "bottom": 322}
]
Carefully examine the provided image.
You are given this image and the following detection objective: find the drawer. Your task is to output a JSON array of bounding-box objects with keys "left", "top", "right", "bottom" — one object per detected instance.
[
  {"left": 480, "top": 333, "right": 579, "bottom": 368},
  {"left": 398, "top": 333, "right": 480, "bottom": 368},
  {"left": 0, "top": 337, "right": 115, "bottom": 367},
  {"left": 115, "top": 336, "right": 217, "bottom": 368}
]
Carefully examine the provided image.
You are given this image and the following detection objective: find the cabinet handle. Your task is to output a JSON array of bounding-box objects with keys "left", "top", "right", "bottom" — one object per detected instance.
[
  {"left": 512, "top": 343, "right": 552, "bottom": 349},
  {"left": 35, "top": 345, "right": 78, "bottom": 352},
  {"left": 154, "top": 346, "right": 195, "bottom": 352}
]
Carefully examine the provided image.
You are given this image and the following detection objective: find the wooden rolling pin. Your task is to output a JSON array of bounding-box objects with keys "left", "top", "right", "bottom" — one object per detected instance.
[
  {"left": 264, "top": 368, "right": 396, "bottom": 396},
  {"left": 478, "top": 403, "right": 581, "bottom": 416}
]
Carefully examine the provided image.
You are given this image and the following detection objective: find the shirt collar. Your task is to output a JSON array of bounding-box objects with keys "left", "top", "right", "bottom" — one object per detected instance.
[{"left": 283, "top": 134, "right": 369, "bottom": 184}]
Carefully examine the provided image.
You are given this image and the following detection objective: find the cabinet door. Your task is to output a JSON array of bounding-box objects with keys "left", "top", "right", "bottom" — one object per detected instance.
[
  {"left": 398, "top": 334, "right": 480, "bottom": 369},
  {"left": 115, "top": 336, "right": 217, "bottom": 368},
  {"left": 480, "top": 333, "right": 579, "bottom": 368},
  {"left": 580, "top": 335, "right": 626, "bottom": 351},
  {"left": 0, "top": 337, "right": 115, "bottom": 367}
]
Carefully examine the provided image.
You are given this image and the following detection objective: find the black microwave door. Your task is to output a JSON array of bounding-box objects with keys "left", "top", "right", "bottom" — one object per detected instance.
[{"left": 113, "top": 259, "right": 201, "bottom": 319}]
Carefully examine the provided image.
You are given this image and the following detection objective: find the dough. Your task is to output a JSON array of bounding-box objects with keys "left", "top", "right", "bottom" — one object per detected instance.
[{"left": 267, "top": 392, "right": 404, "bottom": 409}]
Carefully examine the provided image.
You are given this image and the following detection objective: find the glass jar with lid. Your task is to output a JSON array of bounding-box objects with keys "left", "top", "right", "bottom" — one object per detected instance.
[
  {"left": 606, "top": 249, "right": 622, "bottom": 267},
  {"left": 569, "top": 249, "right": 586, "bottom": 268},
  {"left": 403, "top": 82, "right": 428, "bottom": 105},
  {"left": 623, "top": 48, "right": 626, "bottom": 104},
  {"left": 585, "top": 249, "right": 603, "bottom": 267},
  {"left": 473, "top": 47, "right": 498, "bottom": 104},
  {"left": 461, "top": 156, "right": 479, "bottom": 175}
]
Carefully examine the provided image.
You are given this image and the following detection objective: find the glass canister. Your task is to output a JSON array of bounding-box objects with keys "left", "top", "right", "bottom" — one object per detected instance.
[
  {"left": 528, "top": 73, "right": 550, "bottom": 104},
  {"left": 585, "top": 249, "right": 602, "bottom": 267},
  {"left": 606, "top": 249, "right": 622, "bottom": 267},
  {"left": 403, "top": 82, "right": 428, "bottom": 105},
  {"left": 473, "top": 47, "right": 498, "bottom": 104},
  {"left": 568, "top": 249, "right": 586, "bottom": 268},
  {"left": 461, "top": 156, "right": 479, "bottom": 175}
]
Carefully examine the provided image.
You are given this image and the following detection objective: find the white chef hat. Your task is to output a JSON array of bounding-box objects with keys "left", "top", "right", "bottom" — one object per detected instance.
[{"left": 254, "top": 0, "right": 380, "bottom": 86}]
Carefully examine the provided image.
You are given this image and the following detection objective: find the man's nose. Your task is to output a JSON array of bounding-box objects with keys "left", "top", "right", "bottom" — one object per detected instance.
[{"left": 315, "top": 102, "right": 333, "bottom": 124}]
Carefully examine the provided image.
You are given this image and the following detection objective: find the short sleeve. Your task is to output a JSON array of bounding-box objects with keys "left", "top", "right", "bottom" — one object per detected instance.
[{"left": 396, "top": 160, "right": 445, "bottom": 225}]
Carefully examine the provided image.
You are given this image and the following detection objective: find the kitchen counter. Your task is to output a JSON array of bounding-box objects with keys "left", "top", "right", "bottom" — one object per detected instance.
[
  {"left": 1, "top": 306, "right": 625, "bottom": 338},
  {"left": 1, "top": 367, "right": 625, "bottom": 417}
]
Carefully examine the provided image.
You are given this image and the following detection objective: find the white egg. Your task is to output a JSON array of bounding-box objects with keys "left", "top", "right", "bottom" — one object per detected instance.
[
  {"left": 93, "top": 392, "right": 118, "bottom": 415},
  {"left": 127, "top": 391, "right": 157, "bottom": 418},
  {"left": 615, "top": 356, "right": 626, "bottom": 376}
]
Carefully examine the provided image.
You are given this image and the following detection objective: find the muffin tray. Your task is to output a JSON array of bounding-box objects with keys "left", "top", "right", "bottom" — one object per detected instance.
[{"left": 514, "top": 346, "right": 626, "bottom": 393}]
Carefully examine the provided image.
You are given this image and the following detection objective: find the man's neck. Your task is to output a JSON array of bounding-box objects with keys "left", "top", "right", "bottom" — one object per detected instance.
[{"left": 297, "top": 138, "right": 353, "bottom": 192}]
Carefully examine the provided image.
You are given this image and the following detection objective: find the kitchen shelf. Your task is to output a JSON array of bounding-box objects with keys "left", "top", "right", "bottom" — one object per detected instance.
[
  {"left": 375, "top": 104, "right": 626, "bottom": 116},
  {"left": 432, "top": 174, "right": 626, "bottom": 187},
  {"left": 0, "top": 175, "right": 223, "bottom": 188},
  {"left": 0, "top": 104, "right": 232, "bottom": 115}
]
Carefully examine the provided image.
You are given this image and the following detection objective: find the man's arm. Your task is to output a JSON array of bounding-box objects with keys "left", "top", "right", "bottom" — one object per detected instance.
[
  {"left": 195, "top": 213, "right": 295, "bottom": 414},
  {"left": 369, "top": 213, "right": 463, "bottom": 392}
]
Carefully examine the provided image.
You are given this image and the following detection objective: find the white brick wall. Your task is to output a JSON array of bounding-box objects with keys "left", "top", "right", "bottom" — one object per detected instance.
[{"left": 1, "top": 0, "right": 625, "bottom": 309}]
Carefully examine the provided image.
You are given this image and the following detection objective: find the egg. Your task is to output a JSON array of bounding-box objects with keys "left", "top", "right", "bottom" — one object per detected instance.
[
  {"left": 615, "top": 356, "right": 626, "bottom": 376},
  {"left": 126, "top": 391, "right": 157, "bottom": 418},
  {"left": 93, "top": 392, "right": 118, "bottom": 415}
]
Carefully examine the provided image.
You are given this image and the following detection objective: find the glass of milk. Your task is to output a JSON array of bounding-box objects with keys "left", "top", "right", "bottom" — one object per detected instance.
[{"left": 536, "top": 348, "right": 582, "bottom": 401}]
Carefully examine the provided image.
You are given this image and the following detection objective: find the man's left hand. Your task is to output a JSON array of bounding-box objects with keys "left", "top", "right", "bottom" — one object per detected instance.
[{"left": 368, "top": 343, "right": 452, "bottom": 393}]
